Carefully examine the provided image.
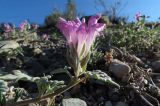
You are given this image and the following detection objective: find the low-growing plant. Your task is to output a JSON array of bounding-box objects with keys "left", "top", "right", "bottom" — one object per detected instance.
[
  {"left": 57, "top": 14, "right": 119, "bottom": 87},
  {"left": 57, "top": 14, "right": 106, "bottom": 78},
  {"left": 0, "top": 15, "right": 120, "bottom": 106},
  {"left": 101, "top": 14, "right": 160, "bottom": 54}
]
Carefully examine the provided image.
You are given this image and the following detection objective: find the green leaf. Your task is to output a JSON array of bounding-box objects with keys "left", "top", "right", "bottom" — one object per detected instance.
[
  {"left": 14, "top": 88, "right": 26, "bottom": 102},
  {"left": 0, "top": 92, "right": 6, "bottom": 106},
  {"left": 86, "top": 70, "right": 120, "bottom": 88},
  {"left": 0, "top": 74, "right": 18, "bottom": 81},
  {"left": 0, "top": 70, "right": 40, "bottom": 83},
  {"left": 0, "top": 80, "right": 8, "bottom": 93},
  {"left": 12, "top": 70, "right": 33, "bottom": 82},
  {"left": 80, "top": 52, "right": 90, "bottom": 71},
  {"left": 79, "top": 44, "right": 86, "bottom": 58},
  {"left": 35, "top": 77, "right": 65, "bottom": 96}
]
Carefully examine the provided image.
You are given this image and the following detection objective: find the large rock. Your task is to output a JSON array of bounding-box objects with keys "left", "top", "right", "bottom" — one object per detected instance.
[
  {"left": 0, "top": 40, "right": 20, "bottom": 53},
  {"left": 115, "top": 102, "right": 128, "bottom": 106},
  {"left": 109, "top": 59, "right": 131, "bottom": 79},
  {"left": 152, "top": 60, "right": 160, "bottom": 72},
  {"left": 105, "top": 101, "right": 112, "bottom": 106},
  {"left": 61, "top": 98, "right": 87, "bottom": 106}
]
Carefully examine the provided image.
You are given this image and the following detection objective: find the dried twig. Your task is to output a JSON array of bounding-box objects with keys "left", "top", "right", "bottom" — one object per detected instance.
[
  {"left": 139, "top": 94, "right": 154, "bottom": 106},
  {"left": 142, "top": 92, "right": 160, "bottom": 106}
]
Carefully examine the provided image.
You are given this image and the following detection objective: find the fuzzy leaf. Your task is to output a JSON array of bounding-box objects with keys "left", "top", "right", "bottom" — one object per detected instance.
[
  {"left": 86, "top": 70, "right": 120, "bottom": 88},
  {"left": 0, "top": 80, "right": 8, "bottom": 93},
  {"left": 0, "top": 92, "right": 6, "bottom": 106},
  {"left": 80, "top": 52, "right": 90, "bottom": 71}
]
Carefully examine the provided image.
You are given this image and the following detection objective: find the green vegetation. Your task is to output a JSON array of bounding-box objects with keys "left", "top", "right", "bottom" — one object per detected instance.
[{"left": 0, "top": 0, "right": 159, "bottom": 106}]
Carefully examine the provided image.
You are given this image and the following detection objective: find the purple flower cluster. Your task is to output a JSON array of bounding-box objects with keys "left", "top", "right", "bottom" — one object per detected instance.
[
  {"left": 135, "top": 12, "right": 142, "bottom": 21},
  {"left": 3, "top": 24, "right": 13, "bottom": 33},
  {"left": 19, "top": 20, "right": 29, "bottom": 31},
  {"left": 57, "top": 14, "right": 106, "bottom": 77},
  {"left": 57, "top": 14, "right": 106, "bottom": 57}
]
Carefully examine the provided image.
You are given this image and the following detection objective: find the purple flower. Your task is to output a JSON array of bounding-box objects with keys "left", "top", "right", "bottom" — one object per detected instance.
[
  {"left": 135, "top": 12, "right": 142, "bottom": 21},
  {"left": 57, "top": 15, "right": 106, "bottom": 77},
  {"left": 32, "top": 24, "right": 39, "bottom": 30},
  {"left": 4, "top": 24, "right": 12, "bottom": 33},
  {"left": 57, "top": 14, "right": 106, "bottom": 57},
  {"left": 19, "top": 23, "right": 26, "bottom": 31},
  {"left": 19, "top": 20, "right": 29, "bottom": 31},
  {"left": 42, "top": 34, "right": 49, "bottom": 41}
]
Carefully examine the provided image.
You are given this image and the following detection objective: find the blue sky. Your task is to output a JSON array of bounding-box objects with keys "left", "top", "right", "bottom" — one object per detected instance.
[{"left": 0, "top": 0, "right": 160, "bottom": 25}]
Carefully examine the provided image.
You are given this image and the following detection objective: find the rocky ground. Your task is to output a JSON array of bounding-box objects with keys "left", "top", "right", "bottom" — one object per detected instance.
[{"left": 0, "top": 38, "right": 160, "bottom": 106}]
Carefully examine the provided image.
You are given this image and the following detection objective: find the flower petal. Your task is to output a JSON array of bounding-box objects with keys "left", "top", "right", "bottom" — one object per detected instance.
[
  {"left": 93, "top": 23, "right": 106, "bottom": 32},
  {"left": 88, "top": 14, "right": 101, "bottom": 26},
  {"left": 76, "top": 22, "right": 87, "bottom": 56},
  {"left": 85, "top": 28, "right": 96, "bottom": 51},
  {"left": 57, "top": 17, "right": 72, "bottom": 43}
]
